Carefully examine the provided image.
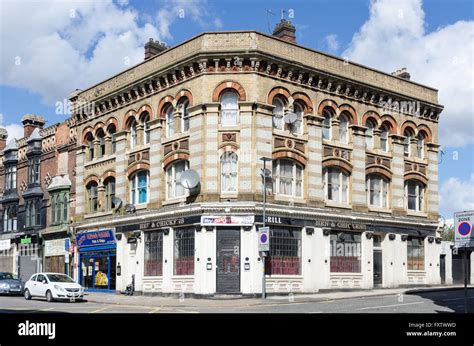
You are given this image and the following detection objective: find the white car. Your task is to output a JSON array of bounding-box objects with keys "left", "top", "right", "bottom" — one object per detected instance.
[{"left": 23, "top": 273, "right": 84, "bottom": 302}]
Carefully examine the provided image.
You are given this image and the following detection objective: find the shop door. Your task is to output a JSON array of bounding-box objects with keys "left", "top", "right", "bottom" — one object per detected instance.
[
  {"left": 373, "top": 250, "right": 382, "bottom": 286},
  {"left": 440, "top": 255, "right": 446, "bottom": 284},
  {"left": 216, "top": 228, "right": 240, "bottom": 293},
  {"left": 80, "top": 252, "right": 116, "bottom": 290}
]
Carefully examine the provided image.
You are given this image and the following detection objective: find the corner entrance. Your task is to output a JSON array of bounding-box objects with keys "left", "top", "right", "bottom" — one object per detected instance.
[{"left": 216, "top": 228, "right": 240, "bottom": 293}]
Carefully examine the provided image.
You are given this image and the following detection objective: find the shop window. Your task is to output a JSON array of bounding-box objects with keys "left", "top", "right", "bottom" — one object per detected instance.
[
  {"left": 178, "top": 98, "right": 190, "bottom": 132},
  {"left": 5, "top": 166, "right": 16, "bottom": 190},
  {"left": 405, "top": 180, "right": 424, "bottom": 212},
  {"left": 2, "top": 207, "right": 17, "bottom": 232},
  {"left": 144, "top": 231, "right": 163, "bottom": 276},
  {"left": 221, "top": 152, "right": 238, "bottom": 193},
  {"left": 322, "top": 108, "right": 333, "bottom": 140},
  {"left": 416, "top": 133, "right": 425, "bottom": 159},
  {"left": 28, "top": 157, "right": 40, "bottom": 185},
  {"left": 174, "top": 228, "right": 195, "bottom": 275},
  {"left": 407, "top": 237, "right": 424, "bottom": 270},
  {"left": 140, "top": 112, "right": 150, "bottom": 145},
  {"left": 272, "top": 159, "right": 303, "bottom": 197},
  {"left": 130, "top": 171, "right": 149, "bottom": 205},
  {"left": 365, "top": 120, "right": 375, "bottom": 149},
  {"left": 104, "top": 177, "right": 116, "bottom": 210},
  {"left": 339, "top": 113, "right": 349, "bottom": 144},
  {"left": 366, "top": 174, "right": 389, "bottom": 208},
  {"left": 87, "top": 182, "right": 98, "bottom": 213},
  {"left": 380, "top": 126, "right": 389, "bottom": 152},
  {"left": 330, "top": 231, "right": 361, "bottom": 273},
  {"left": 266, "top": 227, "right": 301, "bottom": 275},
  {"left": 165, "top": 105, "right": 174, "bottom": 137},
  {"left": 272, "top": 97, "right": 285, "bottom": 131},
  {"left": 220, "top": 91, "right": 239, "bottom": 127},
  {"left": 166, "top": 160, "right": 188, "bottom": 199},
  {"left": 324, "top": 167, "right": 349, "bottom": 204}
]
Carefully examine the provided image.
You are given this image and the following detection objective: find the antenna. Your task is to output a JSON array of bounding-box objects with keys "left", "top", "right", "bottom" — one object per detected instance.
[
  {"left": 180, "top": 169, "right": 201, "bottom": 193},
  {"left": 266, "top": 9, "right": 275, "bottom": 34}
]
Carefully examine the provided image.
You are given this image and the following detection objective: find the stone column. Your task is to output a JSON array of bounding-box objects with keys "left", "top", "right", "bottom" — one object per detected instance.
[
  {"left": 104, "top": 135, "right": 112, "bottom": 156},
  {"left": 238, "top": 102, "right": 254, "bottom": 196},
  {"left": 410, "top": 137, "right": 417, "bottom": 159},
  {"left": 254, "top": 103, "right": 273, "bottom": 201},
  {"left": 173, "top": 108, "right": 181, "bottom": 134},
  {"left": 331, "top": 119, "right": 339, "bottom": 141},
  {"left": 188, "top": 105, "right": 204, "bottom": 190},
  {"left": 350, "top": 125, "right": 368, "bottom": 212},
  {"left": 202, "top": 103, "right": 219, "bottom": 201},
  {"left": 390, "top": 134, "right": 407, "bottom": 216},
  {"left": 306, "top": 114, "right": 325, "bottom": 207},
  {"left": 93, "top": 139, "right": 100, "bottom": 160},
  {"left": 426, "top": 143, "right": 440, "bottom": 219},
  {"left": 373, "top": 129, "right": 381, "bottom": 150},
  {"left": 148, "top": 118, "right": 163, "bottom": 208},
  {"left": 75, "top": 146, "right": 86, "bottom": 217},
  {"left": 114, "top": 131, "right": 128, "bottom": 205},
  {"left": 97, "top": 183, "right": 105, "bottom": 212},
  {"left": 136, "top": 124, "right": 144, "bottom": 147}
]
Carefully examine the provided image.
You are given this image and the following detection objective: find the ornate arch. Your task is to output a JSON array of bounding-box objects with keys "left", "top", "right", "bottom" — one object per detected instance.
[
  {"left": 93, "top": 122, "right": 106, "bottom": 137},
  {"left": 137, "top": 104, "right": 154, "bottom": 120},
  {"left": 317, "top": 99, "right": 338, "bottom": 116},
  {"left": 218, "top": 144, "right": 239, "bottom": 157},
  {"left": 366, "top": 166, "right": 392, "bottom": 180},
  {"left": 338, "top": 104, "right": 357, "bottom": 125},
  {"left": 362, "top": 111, "right": 381, "bottom": 127},
  {"left": 157, "top": 96, "right": 175, "bottom": 118},
  {"left": 292, "top": 92, "right": 313, "bottom": 113},
  {"left": 84, "top": 174, "right": 100, "bottom": 186},
  {"left": 404, "top": 172, "right": 428, "bottom": 186},
  {"left": 272, "top": 150, "right": 307, "bottom": 166},
  {"left": 102, "top": 170, "right": 116, "bottom": 181},
  {"left": 380, "top": 114, "right": 398, "bottom": 134},
  {"left": 175, "top": 89, "right": 194, "bottom": 106},
  {"left": 267, "top": 87, "right": 291, "bottom": 105},
  {"left": 212, "top": 81, "right": 246, "bottom": 102},
  {"left": 82, "top": 126, "right": 94, "bottom": 144},
  {"left": 322, "top": 157, "right": 353, "bottom": 174},
  {"left": 105, "top": 117, "right": 119, "bottom": 131},
  {"left": 417, "top": 124, "right": 433, "bottom": 142},
  {"left": 401, "top": 120, "right": 417, "bottom": 135},
  {"left": 127, "top": 162, "right": 150, "bottom": 178},
  {"left": 162, "top": 152, "right": 190, "bottom": 170},
  {"left": 122, "top": 109, "right": 137, "bottom": 130}
]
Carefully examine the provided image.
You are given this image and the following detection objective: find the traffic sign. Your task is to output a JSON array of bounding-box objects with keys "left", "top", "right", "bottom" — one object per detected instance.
[
  {"left": 454, "top": 211, "right": 474, "bottom": 248},
  {"left": 259, "top": 227, "right": 270, "bottom": 252}
]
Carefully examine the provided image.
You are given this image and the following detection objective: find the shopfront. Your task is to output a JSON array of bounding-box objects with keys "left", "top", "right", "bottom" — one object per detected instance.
[
  {"left": 0, "top": 239, "right": 14, "bottom": 273},
  {"left": 76, "top": 230, "right": 116, "bottom": 292},
  {"left": 44, "top": 238, "right": 69, "bottom": 275},
  {"left": 15, "top": 234, "right": 41, "bottom": 283}
]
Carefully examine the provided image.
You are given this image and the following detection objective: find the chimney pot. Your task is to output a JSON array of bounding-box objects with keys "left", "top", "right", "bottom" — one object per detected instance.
[
  {"left": 272, "top": 19, "right": 296, "bottom": 43},
  {"left": 144, "top": 39, "right": 167, "bottom": 60},
  {"left": 21, "top": 114, "right": 45, "bottom": 138},
  {"left": 0, "top": 128, "right": 7, "bottom": 151}
]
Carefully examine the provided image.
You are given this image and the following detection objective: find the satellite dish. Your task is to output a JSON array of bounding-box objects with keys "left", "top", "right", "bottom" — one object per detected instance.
[
  {"left": 284, "top": 112, "right": 298, "bottom": 124},
  {"left": 180, "top": 169, "right": 200, "bottom": 189},
  {"left": 113, "top": 197, "right": 123, "bottom": 211},
  {"left": 124, "top": 204, "right": 136, "bottom": 214}
]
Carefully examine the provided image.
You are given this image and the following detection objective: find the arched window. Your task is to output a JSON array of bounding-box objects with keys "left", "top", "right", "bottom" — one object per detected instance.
[
  {"left": 165, "top": 105, "right": 174, "bottom": 137},
  {"left": 86, "top": 182, "right": 98, "bottom": 213},
  {"left": 178, "top": 98, "right": 190, "bottom": 132},
  {"left": 2, "top": 209, "right": 7, "bottom": 232},
  {"left": 55, "top": 195, "right": 61, "bottom": 223},
  {"left": 3, "top": 207, "right": 17, "bottom": 232},
  {"left": 220, "top": 91, "right": 239, "bottom": 127},
  {"left": 130, "top": 171, "right": 149, "bottom": 205},
  {"left": 62, "top": 194, "right": 68, "bottom": 222},
  {"left": 322, "top": 108, "right": 333, "bottom": 140},
  {"left": 323, "top": 167, "right": 349, "bottom": 203},
  {"left": 84, "top": 132, "right": 94, "bottom": 161},
  {"left": 51, "top": 195, "right": 57, "bottom": 223},
  {"left": 293, "top": 102, "right": 304, "bottom": 135},
  {"left": 272, "top": 97, "right": 285, "bottom": 130},
  {"left": 26, "top": 200, "right": 41, "bottom": 227},
  {"left": 140, "top": 112, "right": 150, "bottom": 145},
  {"left": 107, "top": 124, "right": 117, "bottom": 154},
  {"left": 272, "top": 159, "right": 303, "bottom": 197},
  {"left": 104, "top": 177, "right": 116, "bottom": 210},
  {"left": 380, "top": 126, "right": 389, "bottom": 152},
  {"left": 127, "top": 118, "right": 137, "bottom": 149},
  {"left": 5, "top": 166, "right": 16, "bottom": 190},
  {"left": 96, "top": 129, "right": 105, "bottom": 158},
  {"left": 416, "top": 133, "right": 425, "bottom": 159},
  {"left": 405, "top": 180, "right": 425, "bottom": 212},
  {"left": 365, "top": 120, "right": 375, "bottom": 149},
  {"left": 221, "top": 152, "right": 238, "bottom": 193},
  {"left": 403, "top": 129, "right": 413, "bottom": 157},
  {"left": 366, "top": 174, "right": 389, "bottom": 208},
  {"left": 339, "top": 113, "right": 349, "bottom": 143},
  {"left": 166, "top": 161, "right": 189, "bottom": 199}
]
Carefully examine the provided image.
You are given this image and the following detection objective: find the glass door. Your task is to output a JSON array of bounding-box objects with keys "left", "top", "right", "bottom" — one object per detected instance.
[{"left": 80, "top": 252, "right": 116, "bottom": 290}]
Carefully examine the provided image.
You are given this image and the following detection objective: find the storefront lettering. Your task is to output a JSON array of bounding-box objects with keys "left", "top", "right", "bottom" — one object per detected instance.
[
  {"left": 314, "top": 220, "right": 366, "bottom": 230},
  {"left": 140, "top": 218, "right": 185, "bottom": 230},
  {"left": 265, "top": 216, "right": 282, "bottom": 224},
  {"left": 76, "top": 230, "right": 115, "bottom": 248}
]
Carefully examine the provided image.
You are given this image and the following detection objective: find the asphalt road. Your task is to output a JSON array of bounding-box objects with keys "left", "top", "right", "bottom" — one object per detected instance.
[{"left": 0, "top": 289, "right": 473, "bottom": 313}]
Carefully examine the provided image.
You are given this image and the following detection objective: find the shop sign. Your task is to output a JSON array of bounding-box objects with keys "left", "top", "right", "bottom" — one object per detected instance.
[
  {"left": 20, "top": 236, "right": 32, "bottom": 245},
  {"left": 76, "top": 230, "right": 115, "bottom": 248},
  {"left": 201, "top": 215, "right": 254, "bottom": 226},
  {"left": 314, "top": 220, "right": 367, "bottom": 231},
  {"left": 44, "top": 239, "right": 67, "bottom": 257},
  {"left": 0, "top": 239, "right": 11, "bottom": 251},
  {"left": 140, "top": 218, "right": 185, "bottom": 230}
]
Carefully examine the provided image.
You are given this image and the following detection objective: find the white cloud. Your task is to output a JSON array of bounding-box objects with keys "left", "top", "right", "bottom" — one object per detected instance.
[
  {"left": 324, "top": 34, "right": 339, "bottom": 53},
  {"left": 0, "top": 114, "right": 23, "bottom": 141},
  {"left": 0, "top": 0, "right": 222, "bottom": 107},
  {"left": 439, "top": 173, "right": 474, "bottom": 218},
  {"left": 343, "top": 0, "right": 474, "bottom": 148}
]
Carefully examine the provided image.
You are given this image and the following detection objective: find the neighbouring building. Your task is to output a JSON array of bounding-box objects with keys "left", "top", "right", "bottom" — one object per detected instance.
[
  {"left": 0, "top": 115, "right": 77, "bottom": 282},
  {"left": 70, "top": 21, "right": 448, "bottom": 295}
]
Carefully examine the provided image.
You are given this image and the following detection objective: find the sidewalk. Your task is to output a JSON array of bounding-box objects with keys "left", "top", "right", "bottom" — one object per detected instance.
[{"left": 84, "top": 285, "right": 472, "bottom": 308}]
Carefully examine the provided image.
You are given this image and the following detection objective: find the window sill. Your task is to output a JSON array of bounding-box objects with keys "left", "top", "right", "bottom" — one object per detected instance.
[
  {"left": 325, "top": 201, "right": 352, "bottom": 209},
  {"left": 322, "top": 140, "right": 353, "bottom": 151},
  {"left": 272, "top": 129, "right": 305, "bottom": 139},
  {"left": 265, "top": 275, "right": 304, "bottom": 279},
  {"left": 407, "top": 270, "right": 426, "bottom": 274},
  {"left": 406, "top": 210, "right": 428, "bottom": 218},
  {"left": 218, "top": 125, "right": 240, "bottom": 131},
  {"left": 330, "top": 272, "right": 363, "bottom": 276},
  {"left": 368, "top": 206, "right": 392, "bottom": 214},
  {"left": 84, "top": 210, "right": 113, "bottom": 219},
  {"left": 135, "top": 204, "right": 148, "bottom": 210},
  {"left": 220, "top": 192, "right": 238, "bottom": 199},
  {"left": 366, "top": 149, "right": 392, "bottom": 158},
  {"left": 162, "top": 197, "right": 187, "bottom": 206}
]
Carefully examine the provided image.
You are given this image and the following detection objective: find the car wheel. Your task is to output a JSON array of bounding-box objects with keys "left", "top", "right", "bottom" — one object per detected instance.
[
  {"left": 46, "top": 290, "right": 54, "bottom": 302},
  {"left": 24, "top": 289, "right": 32, "bottom": 300}
]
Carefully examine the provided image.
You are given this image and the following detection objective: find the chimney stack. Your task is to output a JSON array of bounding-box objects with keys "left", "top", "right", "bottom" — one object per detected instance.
[
  {"left": 0, "top": 128, "right": 7, "bottom": 151},
  {"left": 21, "top": 114, "right": 45, "bottom": 138},
  {"left": 391, "top": 68, "right": 411, "bottom": 80},
  {"left": 272, "top": 19, "right": 296, "bottom": 43},
  {"left": 144, "top": 38, "right": 167, "bottom": 60}
]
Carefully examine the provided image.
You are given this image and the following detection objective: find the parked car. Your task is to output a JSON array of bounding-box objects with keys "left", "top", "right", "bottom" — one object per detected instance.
[
  {"left": 24, "top": 273, "right": 84, "bottom": 302},
  {"left": 0, "top": 272, "right": 23, "bottom": 295}
]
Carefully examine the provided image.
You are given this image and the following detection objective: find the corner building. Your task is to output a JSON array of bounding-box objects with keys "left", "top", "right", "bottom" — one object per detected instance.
[{"left": 71, "top": 23, "right": 444, "bottom": 295}]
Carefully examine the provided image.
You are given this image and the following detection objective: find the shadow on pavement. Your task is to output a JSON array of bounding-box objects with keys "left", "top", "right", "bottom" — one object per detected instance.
[{"left": 406, "top": 288, "right": 474, "bottom": 313}]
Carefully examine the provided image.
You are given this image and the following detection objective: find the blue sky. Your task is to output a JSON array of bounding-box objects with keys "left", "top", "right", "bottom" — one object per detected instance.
[{"left": 0, "top": 0, "right": 473, "bottom": 221}]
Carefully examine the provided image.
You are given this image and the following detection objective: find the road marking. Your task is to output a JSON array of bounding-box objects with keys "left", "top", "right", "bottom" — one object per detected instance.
[
  {"left": 89, "top": 306, "right": 109, "bottom": 313},
  {"left": 148, "top": 307, "right": 162, "bottom": 313},
  {"left": 357, "top": 301, "right": 424, "bottom": 311}
]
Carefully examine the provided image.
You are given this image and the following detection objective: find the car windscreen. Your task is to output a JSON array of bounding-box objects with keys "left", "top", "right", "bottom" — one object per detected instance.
[
  {"left": 46, "top": 274, "right": 74, "bottom": 283},
  {"left": 0, "top": 273, "right": 17, "bottom": 280}
]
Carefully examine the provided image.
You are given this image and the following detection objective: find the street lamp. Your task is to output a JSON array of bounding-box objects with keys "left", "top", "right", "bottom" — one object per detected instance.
[{"left": 259, "top": 157, "right": 272, "bottom": 299}]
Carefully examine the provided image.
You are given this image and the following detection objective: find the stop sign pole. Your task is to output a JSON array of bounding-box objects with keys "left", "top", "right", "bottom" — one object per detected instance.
[{"left": 260, "top": 157, "right": 272, "bottom": 299}]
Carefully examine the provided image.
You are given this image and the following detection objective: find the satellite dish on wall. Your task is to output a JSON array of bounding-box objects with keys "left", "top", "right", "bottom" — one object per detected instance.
[
  {"left": 124, "top": 204, "right": 136, "bottom": 214},
  {"left": 180, "top": 169, "right": 200, "bottom": 190},
  {"left": 113, "top": 197, "right": 123, "bottom": 212},
  {"left": 284, "top": 112, "right": 297, "bottom": 124}
]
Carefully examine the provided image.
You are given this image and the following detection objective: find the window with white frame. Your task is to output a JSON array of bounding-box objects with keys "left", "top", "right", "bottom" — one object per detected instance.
[
  {"left": 292, "top": 102, "right": 304, "bottom": 135},
  {"left": 165, "top": 105, "right": 174, "bottom": 137},
  {"left": 221, "top": 152, "right": 238, "bottom": 193},
  {"left": 324, "top": 167, "right": 349, "bottom": 203},
  {"left": 179, "top": 98, "right": 190, "bottom": 132},
  {"left": 366, "top": 174, "right": 389, "bottom": 208},
  {"left": 405, "top": 180, "right": 424, "bottom": 211},
  {"left": 86, "top": 182, "right": 98, "bottom": 213},
  {"left": 272, "top": 159, "right": 303, "bottom": 197},
  {"left": 380, "top": 126, "right": 389, "bottom": 152},
  {"left": 416, "top": 133, "right": 425, "bottom": 159},
  {"left": 130, "top": 170, "right": 149, "bottom": 205},
  {"left": 5, "top": 166, "right": 16, "bottom": 190},
  {"left": 166, "top": 161, "right": 188, "bottom": 199},
  {"left": 2, "top": 206, "right": 17, "bottom": 232},
  {"left": 272, "top": 97, "right": 285, "bottom": 130},
  {"left": 339, "top": 113, "right": 349, "bottom": 143},
  {"left": 403, "top": 129, "right": 413, "bottom": 157},
  {"left": 220, "top": 91, "right": 239, "bottom": 127},
  {"left": 322, "top": 108, "right": 332, "bottom": 140},
  {"left": 365, "top": 121, "right": 374, "bottom": 149},
  {"left": 141, "top": 112, "right": 150, "bottom": 144},
  {"left": 129, "top": 119, "right": 137, "bottom": 149}
]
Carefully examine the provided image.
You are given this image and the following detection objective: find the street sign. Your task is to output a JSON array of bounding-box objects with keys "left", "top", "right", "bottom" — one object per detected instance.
[
  {"left": 259, "top": 227, "right": 270, "bottom": 252},
  {"left": 454, "top": 211, "right": 474, "bottom": 248}
]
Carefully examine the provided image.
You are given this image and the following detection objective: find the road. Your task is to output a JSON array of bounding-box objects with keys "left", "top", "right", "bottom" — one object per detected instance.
[{"left": 0, "top": 289, "right": 473, "bottom": 313}]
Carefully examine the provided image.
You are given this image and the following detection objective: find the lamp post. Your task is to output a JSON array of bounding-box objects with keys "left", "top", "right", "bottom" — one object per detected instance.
[{"left": 260, "top": 157, "right": 272, "bottom": 299}]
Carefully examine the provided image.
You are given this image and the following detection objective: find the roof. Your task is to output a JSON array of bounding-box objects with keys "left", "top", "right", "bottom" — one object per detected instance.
[
  {"left": 27, "top": 127, "right": 41, "bottom": 142},
  {"left": 4, "top": 139, "right": 18, "bottom": 151}
]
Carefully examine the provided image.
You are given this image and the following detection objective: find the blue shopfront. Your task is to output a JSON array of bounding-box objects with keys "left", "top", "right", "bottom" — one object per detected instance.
[{"left": 76, "top": 230, "right": 116, "bottom": 292}]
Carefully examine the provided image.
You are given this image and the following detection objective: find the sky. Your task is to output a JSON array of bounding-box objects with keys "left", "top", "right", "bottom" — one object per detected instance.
[{"left": 0, "top": 0, "right": 473, "bottom": 222}]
